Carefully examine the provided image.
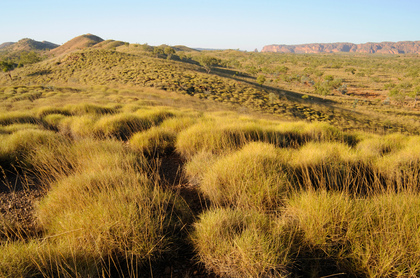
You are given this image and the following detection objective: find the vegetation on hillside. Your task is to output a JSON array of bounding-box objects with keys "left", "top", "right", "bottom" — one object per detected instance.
[{"left": 1, "top": 36, "right": 420, "bottom": 277}]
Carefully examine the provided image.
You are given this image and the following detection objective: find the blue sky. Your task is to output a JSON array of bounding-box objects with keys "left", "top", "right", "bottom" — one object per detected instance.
[{"left": 1, "top": 0, "right": 418, "bottom": 51}]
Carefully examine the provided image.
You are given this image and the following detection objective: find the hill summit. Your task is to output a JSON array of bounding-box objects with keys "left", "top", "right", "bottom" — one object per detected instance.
[
  {"left": 50, "top": 34, "right": 104, "bottom": 56},
  {"left": 262, "top": 41, "right": 420, "bottom": 54}
]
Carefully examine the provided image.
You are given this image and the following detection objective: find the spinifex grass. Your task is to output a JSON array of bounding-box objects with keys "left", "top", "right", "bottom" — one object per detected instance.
[
  {"left": 192, "top": 207, "right": 294, "bottom": 278},
  {"left": 198, "top": 142, "right": 290, "bottom": 211},
  {"left": 1, "top": 139, "right": 190, "bottom": 277},
  {"left": 285, "top": 190, "right": 420, "bottom": 277}
]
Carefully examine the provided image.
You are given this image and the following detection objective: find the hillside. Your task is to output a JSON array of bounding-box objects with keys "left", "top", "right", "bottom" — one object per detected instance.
[
  {"left": 0, "top": 42, "right": 15, "bottom": 50},
  {"left": 1, "top": 38, "right": 420, "bottom": 134},
  {"left": 2, "top": 34, "right": 420, "bottom": 278},
  {"left": 49, "top": 33, "right": 104, "bottom": 56},
  {"left": 262, "top": 41, "right": 420, "bottom": 54},
  {"left": 0, "top": 38, "right": 58, "bottom": 52}
]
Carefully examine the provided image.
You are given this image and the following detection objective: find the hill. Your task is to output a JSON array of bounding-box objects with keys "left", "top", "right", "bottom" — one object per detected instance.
[
  {"left": 0, "top": 42, "right": 15, "bottom": 50},
  {"left": 92, "top": 39, "right": 128, "bottom": 49},
  {"left": 0, "top": 38, "right": 58, "bottom": 52},
  {"left": 50, "top": 33, "right": 104, "bottom": 56},
  {"left": 262, "top": 41, "right": 420, "bottom": 54},
  {"left": 1, "top": 46, "right": 420, "bottom": 134}
]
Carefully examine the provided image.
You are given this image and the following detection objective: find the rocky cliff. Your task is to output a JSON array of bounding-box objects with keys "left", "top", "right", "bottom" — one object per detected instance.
[{"left": 262, "top": 41, "right": 420, "bottom": 54}]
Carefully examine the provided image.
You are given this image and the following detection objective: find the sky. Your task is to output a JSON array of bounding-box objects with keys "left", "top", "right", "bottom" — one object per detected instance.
[{"left": 1, "top": 0, "right": 419, "bottom": 51}]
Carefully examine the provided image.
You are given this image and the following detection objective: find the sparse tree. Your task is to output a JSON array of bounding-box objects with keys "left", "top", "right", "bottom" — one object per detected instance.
[
  {"left": 164, "top": 46, "right": 176, "bottom": 60},
  {"left": 1, "top": 60, "right": 15, "bottom": 80},
  {"left": 197, "top": 55, "right": 220, "bottom": 73},
  {"left": 153, "top": 46, "right": 165, "bottom": 58},
  {"left": 18, "top": 51, "right": 41, "bottom": 67},
  {"left": 141, "top": 43, "right": 153, "bottom": 52}
]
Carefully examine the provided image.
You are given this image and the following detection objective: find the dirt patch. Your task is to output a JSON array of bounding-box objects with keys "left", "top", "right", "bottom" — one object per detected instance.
[
  {"left": 0, "top": 177, "right": 44, "bottom": 239},
  {"left": 154, "top": 152, "right": 215, "bottom": 278}
]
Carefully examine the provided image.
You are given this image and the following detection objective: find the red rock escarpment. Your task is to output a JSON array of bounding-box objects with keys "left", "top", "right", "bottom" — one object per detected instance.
[{"left": 262, "top": 41, "right": 420, "bottom": 54}]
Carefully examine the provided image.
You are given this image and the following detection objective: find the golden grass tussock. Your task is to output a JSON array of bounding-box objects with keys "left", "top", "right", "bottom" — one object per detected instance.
[
  {"left": 192, "top": 208, "right": 294, "bottom": 278},
  {"left": 355, "top": 132, "right": 407, "bottom": 158},
  {"left": 129, "top": 126, "right": 177, "bottom": 156},
  {"left": 35, "top": 106, "right": 72, "bottom": 118},
  {"left": 375, "top": 136, "right": 420, "bottom": 191},
  {"left": 64, "top": 103, "right": 118, "bottom": 116},
  {"left": 285, "top": 190, "right": 420, "bottom": 277},
  {"left": 58, "top": 115, "right": 98, "bottom": 138},
  {"left": 0, "top": 240, "right": 101, "bottom": 278},
  {"left": 176, "top": 116, "right": 350, "bottom": 159},
  {"left": 0, "top": 139, "right": 190, "bottom": 277},
  {"left": 199, "top": 142, "right": 290, "bottom": 210},
  {"left": 0, "top": 129, "right": 66, "bottom": 170},
  {"left": 287, "top": 142, "right": 378, "bottom": 194},
  {"left": 159, "top": 115, "right": 199, "bottom": 133},
  {"left": 0, "top": 111, "right": 39, "bottom": 126},
  {"left": 94, "top": 109, "right": 174, "bottom": 140},
  {"left": 0, "top": 123, "right": 44, "bottom": 134},
  {"left": 42, "top": 113, "right": 68, "bottom": 130},
  {"left": 184, "top": 151, "right": 219, "bottom": 187}
]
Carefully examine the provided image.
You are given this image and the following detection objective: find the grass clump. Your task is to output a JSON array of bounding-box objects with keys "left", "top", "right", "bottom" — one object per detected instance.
[
  {"left": 0, "top": 139, "right": 190, "bottom": 277},
  {"left": 0, "top": 123, "right": 43, "bottom": 133},
  {"left": 192, "top": 207, "right": 294, "bottom": 278},
  {"left": 0, "top": 240, "right": 101, "bottom": 278},
  {"left": 285, "top": 190, "right": 420, "bottom": 277},
  {"left": 287, "top": 142, "right": 374, "bottom": 194},
  {"left": 159, "top": 115, "right": 199, "bottom": 133},
  {"left": 35, "top": 106, "right": 71, "bottom": 118},
  {"left": 129, "top": 126, "right": 176, "bottom": 156},
  {"left": 0, "top": 129, "right": 66, "bottom": 171},
  {"left": 375, "top": 136, "right": 420, "bottom": 191},
  {"left": 58, "top": 115, "right": 98, "bottom": 138},
  {"left": 176, "top": 116, "right": 348, "bottom": 159},
  {"left": 65, "top": 103, "right": 118, "bottom": 115},
  {"left": 94, "top": 109, "right": 174, "bottom": 140},
  {"left": 0, "top": 111, "right": 39, "bottom": 126},
  {"left": 199, "top": 142, "right": 290, "bottom": 210}
]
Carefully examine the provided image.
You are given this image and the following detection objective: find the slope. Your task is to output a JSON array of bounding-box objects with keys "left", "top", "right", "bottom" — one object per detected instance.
[
  {"left": 1, "top": 46, "right": 419, "bottom": 134},
  {"left": 50, "top": 34, "right": 104, "bottom": 56}
]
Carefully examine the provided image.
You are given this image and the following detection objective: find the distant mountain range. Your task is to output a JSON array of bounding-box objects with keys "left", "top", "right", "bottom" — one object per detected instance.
[
  {"left": 262, "top": 41, "right": 420, "bottom": 54},
  {"left": 2, "top": 35, "right": 420, "bottom": 55}
]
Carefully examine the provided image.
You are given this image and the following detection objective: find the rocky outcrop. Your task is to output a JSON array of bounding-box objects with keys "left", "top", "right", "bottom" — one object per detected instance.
[{"left": 262, "top": 41, "right": 420, "bottom": 54}]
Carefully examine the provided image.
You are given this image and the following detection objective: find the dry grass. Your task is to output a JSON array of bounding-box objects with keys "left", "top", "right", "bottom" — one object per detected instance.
[
  {"left": 199, "top": 142, "right": 290, "bottom": 211},
  {"left": 285, "top": 190, "right": 420, "bottom": 277},
  {"left": 192, "top": 207, "right": 294, "bottom": 278},
  {"left": 2, "top": 61, "right": 420, "bottom": 277}
]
